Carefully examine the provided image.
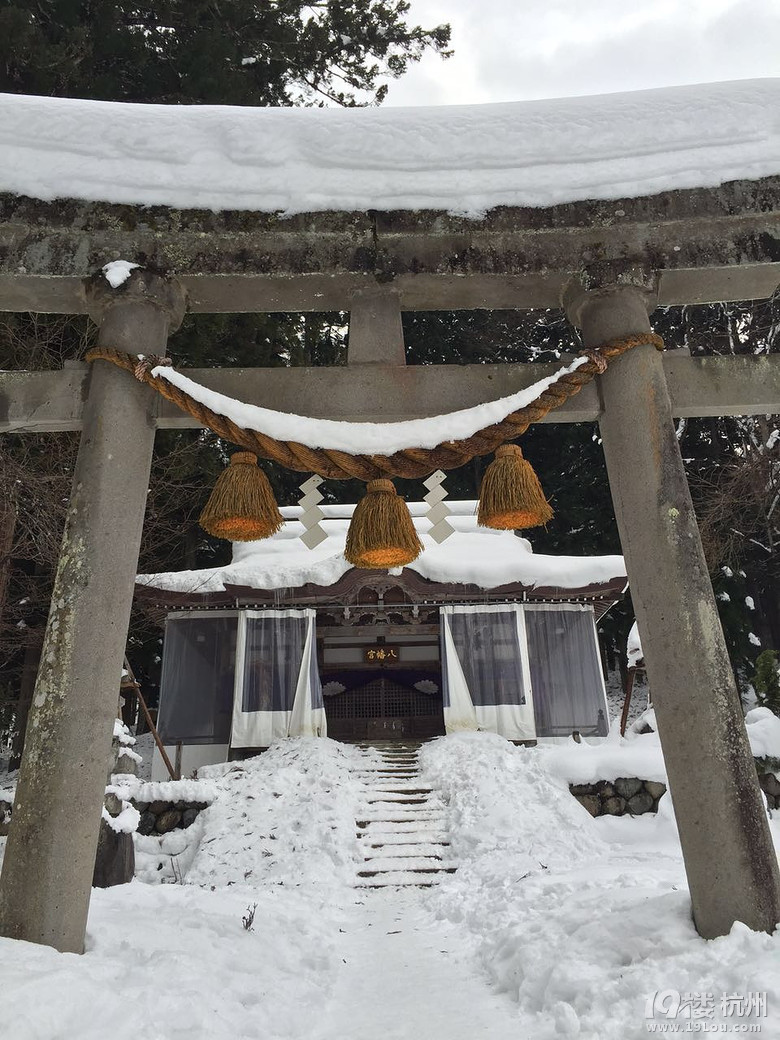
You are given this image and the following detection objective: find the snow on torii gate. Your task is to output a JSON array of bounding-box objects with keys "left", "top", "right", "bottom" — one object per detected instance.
[{"left": 1, "top": 84, "right": 780, "bottom": 954}]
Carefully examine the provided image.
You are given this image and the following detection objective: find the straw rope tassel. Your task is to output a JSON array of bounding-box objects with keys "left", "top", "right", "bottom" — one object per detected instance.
[
  {"left": 477, "top": 444, "right": 553, "bottom": 530},
  {"left": 199, "top": 451, "right": 283, "bottom": 542},
  {"left": 344, "top": 479, "right": 423, "bottom": 569}
]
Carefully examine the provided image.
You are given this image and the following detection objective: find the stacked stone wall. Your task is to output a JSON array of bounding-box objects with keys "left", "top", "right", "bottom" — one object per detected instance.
[
  {"left": 0, "top": 794, "right": 12, "bottom": 836},
  {"left": 757, "top": 771, "right": 780, "bottom": 809},
  {"left": 133, "top": 798, "right": 209, "bottom": 835},
  {"left": 571, "top": 770, "right": 780, "bottom": 817},
  {"left": 570, "top": 777, "right": 667, "bottom": 817}
]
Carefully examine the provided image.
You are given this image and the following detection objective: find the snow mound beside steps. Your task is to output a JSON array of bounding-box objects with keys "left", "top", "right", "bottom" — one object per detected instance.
[{"left": 418, "top": 732, "right": 780, "bottom": 1040}]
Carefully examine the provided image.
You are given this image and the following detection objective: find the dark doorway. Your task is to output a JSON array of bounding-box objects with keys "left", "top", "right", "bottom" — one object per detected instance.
[{"left": 324, "top": 672, "right": 445, "bottom": 741}]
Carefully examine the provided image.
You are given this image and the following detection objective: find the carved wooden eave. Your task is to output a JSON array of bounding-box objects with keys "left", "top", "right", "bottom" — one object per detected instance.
[{"left": 134, "top": 566, "right": 627, "bottom": 622}]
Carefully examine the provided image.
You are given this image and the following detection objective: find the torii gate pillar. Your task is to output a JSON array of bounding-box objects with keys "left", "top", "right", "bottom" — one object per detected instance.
[
  {"left": 565, "top": 279, "right": 780, "bottom": 939},
  {"left": 0, "top": 270, "right": 185, "bottom": 953}
]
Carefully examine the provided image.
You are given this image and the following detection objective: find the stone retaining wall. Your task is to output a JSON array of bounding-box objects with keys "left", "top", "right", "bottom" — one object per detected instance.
[
  {"left": 133, "top": 799, "right": 209, "bottom": 835},
  {"left": 757, "top": 771, "right": 780, "bottom": 809},
  {"left": 572, "top": 771, "right": 780, "bottom": 816},
  {"left": 569, "top": 777, "right": 667, "bottom": 817},
  {"left": 0, "top": 794, "right": 12, "bottom": 836},
  {"left": 0, "top": 793, "right": 209, "bottom": 838}
]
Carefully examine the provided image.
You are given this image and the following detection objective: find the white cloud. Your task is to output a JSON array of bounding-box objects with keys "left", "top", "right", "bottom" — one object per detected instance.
[{"left": 386, "top": 0, "right": 780, "bottom": 106}]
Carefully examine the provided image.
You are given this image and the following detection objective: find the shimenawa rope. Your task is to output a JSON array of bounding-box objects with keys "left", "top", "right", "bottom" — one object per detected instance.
[{"left": 85, "top": 333, "right": 663, "bottom": 481}]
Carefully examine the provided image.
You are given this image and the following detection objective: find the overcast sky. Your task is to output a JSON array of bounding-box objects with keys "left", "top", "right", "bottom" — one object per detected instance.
[{"left": 385, "top": 0, "right": 780, "bottom": 106}]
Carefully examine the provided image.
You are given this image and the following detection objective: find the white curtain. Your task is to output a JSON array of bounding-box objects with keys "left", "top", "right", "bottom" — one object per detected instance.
[
  {"left": 157, "top": 611, "right": 238, "bottom": 745},
  {"left": 524, "top": 604, "right": 609, "bottom": 737},
  {"left": 230, "top": 608, "right": 326, "bottom": 748},
  {"left": 440, "top": 604, "right": 536, "bottom": 741}
]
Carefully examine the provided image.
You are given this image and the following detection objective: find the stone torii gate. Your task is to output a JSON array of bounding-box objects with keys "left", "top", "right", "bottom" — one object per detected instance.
[{"left": 0, "top": 177, "right": 779, "bottom": 954}]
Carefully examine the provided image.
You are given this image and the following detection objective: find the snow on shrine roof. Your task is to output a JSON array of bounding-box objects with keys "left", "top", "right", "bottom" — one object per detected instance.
[
  {"left": 3, "top": 80, "right": 779, "bottom": 215},
  {"left": 137, "top": 503, "right": 626, "bottom": 596}
]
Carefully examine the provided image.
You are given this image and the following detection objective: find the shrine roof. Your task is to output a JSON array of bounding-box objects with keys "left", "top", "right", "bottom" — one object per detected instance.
[{"left": 136, "top": 502, "right": 627, "bottom": 608}]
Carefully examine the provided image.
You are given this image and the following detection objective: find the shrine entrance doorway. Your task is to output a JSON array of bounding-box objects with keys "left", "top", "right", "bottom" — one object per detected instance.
[
  {"left": 323, "top": 672, "right": 445, "bottom": 741},
  {"left": 319, "top": 624, "right": 444, "bottom": 742}
]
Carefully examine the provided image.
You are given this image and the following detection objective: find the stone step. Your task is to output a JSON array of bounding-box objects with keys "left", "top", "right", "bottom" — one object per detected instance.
[
  {"left": 356, "top": 742, "right": 423, "bottom": 748},
  {"left": 365, "top": 787, "right": 427, "bottom": 793},
  {"left": 362, "top": 847, "right": 451, "bottom": 860},
  {"left": 360, "top": 837, "right": 451, "bottom": 851},
  {"left": 359, "top": 807, "right": 449, "bottom": 823},
  {"left": 358, "top": 821, "right": 449, "bottom": 834},
  {"left": 356, "top": 867, "right": 457, "bottom": 888},
  {"left": 361, "top": 848, "right": 451, "bottom": 860},
  {"left": 364, "top": 764, "right": 420, "bottom": 769},
  {"left": 360, "top": 747, "right": 423, "bottom": 753},
  {"left": 358, "top": 856, "right": 458, "bottom": 872},
  {"left": 364, "top": 795, "right": 431, "bottom": 804},
  {"left": 363, "top": 804, "right": 446, "bottom": 812},
  {"left": 358, "top": 829, "right": 448, "bottom": 841},
  {"left": 359, "top": 787, "right": 429, "bottom": 795},
  {"left": 357, "top": 826, "right": 448, "bottom": 837},
  {"left": 358, "top": 801, "right": 443, "bottom": 810},
  {"left": 367, "top": 758, "right": 421, "bottom": 763},
  {"left": 358, "top": 865, "right": 457, "bottom": 876},
  {"left": 356, "top": 878, "right": 440, "bottom": 889},
  {"left": 357, "top": 832, "right": 448, "bottom": 844},
  {"left": 361, "top": 853, "right": 457, "bottom": 869},
  {"left": 366, "top": 784, "right": 433, "bottom": 792},
  {"left": 354, "top": 769, "right": 419, "bottom": 777},
  {"left": 360, "top": 806, "right": 447, "bottom": 817}
]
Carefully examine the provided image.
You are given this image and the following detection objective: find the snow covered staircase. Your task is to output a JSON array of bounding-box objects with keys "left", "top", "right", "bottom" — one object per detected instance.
[{"left": 354, "top": 742, "right": 457, "bottom": 888}]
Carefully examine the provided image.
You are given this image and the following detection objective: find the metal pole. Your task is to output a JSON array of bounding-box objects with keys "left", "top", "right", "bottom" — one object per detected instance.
[
  {"left": 0, "top": 269, "right": 185, "bottom": 953},
  {"left": 565, "top": 280, "right": 780, "bottom": 939}
]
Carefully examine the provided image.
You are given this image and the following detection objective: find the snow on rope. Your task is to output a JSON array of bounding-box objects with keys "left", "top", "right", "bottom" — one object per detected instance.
[{"left": 86, "top": 333, "right": 663, "bottom": 480}]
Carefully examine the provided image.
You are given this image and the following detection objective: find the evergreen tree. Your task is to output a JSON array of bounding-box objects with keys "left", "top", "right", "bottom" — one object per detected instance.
[
  {"left": 753, "top": 650, "right": 780, "bottom": 716},
  {"left": 402, "top": 297, "right": 780, "bottom": 685},
  {"left": 0, "top": 0, "right": 451, "bottom": 742},
  {"left": 0, "top": 1, "right": 451, "bottom": 107}
]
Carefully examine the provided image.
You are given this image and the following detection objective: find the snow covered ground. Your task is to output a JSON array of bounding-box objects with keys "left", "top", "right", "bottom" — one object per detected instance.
[
  {"left": 2, "top": 79, "right": 779, "bottom": 214},
  {"left": 2, "top": 733, "right": 780, "bottom": 1039},
  {"left": 421, "top": 733, "right": 780, "bottom": 1039}
]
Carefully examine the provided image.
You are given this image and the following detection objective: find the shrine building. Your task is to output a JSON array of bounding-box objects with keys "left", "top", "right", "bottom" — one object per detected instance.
[{"left": 136, "top": 501, "right": 627, "bottom": 779}]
